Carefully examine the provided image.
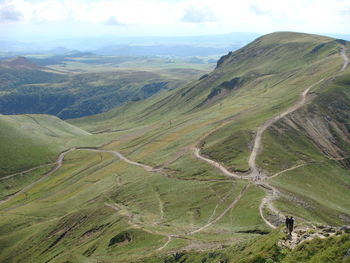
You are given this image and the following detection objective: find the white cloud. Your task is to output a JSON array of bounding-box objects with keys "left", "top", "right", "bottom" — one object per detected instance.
[
  {"left": 105, "top": 16, "right": 124, "bottom": 26},
  {"left": 181, "top": 5, "right": 218, "bottom": 23},
  {"left": 32, "top": 0, "right": 69, "bottom": 23},
  {"left": 0, "top": 3, "right": 23, "bottom": 22},
  {"left": 0, "top": 0, "right": 32, "bottom": 23},
  {"left": 0, "top": 0, "right": 349, "bottom": 35}
]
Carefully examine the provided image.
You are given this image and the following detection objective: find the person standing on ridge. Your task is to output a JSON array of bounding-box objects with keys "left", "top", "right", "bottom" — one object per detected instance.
[
  {"left": 288, "top": 216, "right": 294, "bottom": 235},
  {"left": 285, "top": 216, "right": 290, "bottom": 232}
]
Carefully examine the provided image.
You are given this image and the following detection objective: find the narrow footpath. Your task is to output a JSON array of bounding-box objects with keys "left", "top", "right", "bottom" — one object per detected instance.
[{"left": 193, "top": 47, "right": 348, "bottom": 229}]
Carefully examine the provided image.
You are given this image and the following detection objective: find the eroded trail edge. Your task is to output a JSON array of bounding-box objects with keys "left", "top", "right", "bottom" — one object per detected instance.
[{"left": 194, "top": 48, "right": 348, "bottom": 229}]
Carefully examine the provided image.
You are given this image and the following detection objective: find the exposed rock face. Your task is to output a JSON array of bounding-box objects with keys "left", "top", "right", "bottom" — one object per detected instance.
[
  {"left": 216, "top": 51, "right": 232, "bottom": 68},
  {"left": 278, "top": 224, "right": 349, "bottom": 249},
  {"left": 264, "top": 80, "right": 350, "bottom": 172},
  {"left": 287, "top": 89, "right": 350, "bottom": 161}
]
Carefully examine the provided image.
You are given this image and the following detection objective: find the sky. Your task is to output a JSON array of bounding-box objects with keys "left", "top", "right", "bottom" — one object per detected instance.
[{"left": 0, "top": 0, "right": 349, "bottom": 42}]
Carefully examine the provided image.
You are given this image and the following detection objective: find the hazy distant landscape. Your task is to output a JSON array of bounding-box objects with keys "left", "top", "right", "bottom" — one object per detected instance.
[
  {"left": 0, "top": 55, "right": 207, "bottom": 118},
  {"left": 1, "top": 33, "right": 242, "bottom": 119}
]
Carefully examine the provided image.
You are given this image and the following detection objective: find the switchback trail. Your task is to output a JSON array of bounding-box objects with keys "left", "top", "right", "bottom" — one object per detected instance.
[
  {"left": 1, "top": 47, "right": 348, "bottom": 253},
  {"left": 247, "top": 78, "right": 324, "bottom": 176},
  {"left": 106, "top": 184, "right": 250, "bottom": 251},
  {"left": 187, "top": 184, "right": 249, "bottom": 235},
  {"left": 194, "top": 48, "right": 348, "bottom": 229},
  {"left": 0, "top": 148, "right": 160, "bottom": 206}
]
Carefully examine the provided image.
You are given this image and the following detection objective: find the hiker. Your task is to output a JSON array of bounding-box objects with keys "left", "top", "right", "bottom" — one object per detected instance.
[
  {"left": 288, "top": 216, "right": 294, "bottom": 235},
  {"left": 285, "top": 216, "right": 289, "bottom": 231}
]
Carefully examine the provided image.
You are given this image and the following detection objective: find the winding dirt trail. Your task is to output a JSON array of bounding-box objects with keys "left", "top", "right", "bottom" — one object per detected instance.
[
  {"left": 258, "top": 184, "right": 280, "bottom": 229},
  {"left": 187, "top": 184, "right": 249, "bottom": 235},
  {"left": 105, "top": 47, "right": 348, "bottom": 251},
  {"left": 193, "top": 148, "right": 241, "bottom": 179},
  {"left": 194, "top": 48, "right": 348, "bottom": 229},
  {"left": 157, "top": 236, "right": 173, "bottom": 251},
  {"left": 248, "top": 78, "right": 324, "bottom": 176},
  {"left": 0, "top": 148, "right": 159, "bottom": 206},
  {"left": 0, "top": 148, "right": 75, "bottom": 205},
  {"left": 78, "top": 148, "right": 159, "bottom": 172},
  {"left": 0, "top": 163, "right": 54, "bottom": 181},
  {"left": 269, "top": 163, "right": 308, "bottom": 179},
  {"left": 2, "top": 47, "right": 348, "bottom": 253},
  {"left": 341, "top": 48, "right": 349, "bottom": 71}
]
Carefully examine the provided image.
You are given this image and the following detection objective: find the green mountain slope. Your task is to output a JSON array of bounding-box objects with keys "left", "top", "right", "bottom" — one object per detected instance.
[
  {"left": 0, "top": 114, "right": 90, "bottom": 177},
  {"left": 72, "top": 32, "right": 348, "bottom": 173},
  {"left": 257, "top": 74, "right": 350, "bottom": 225},
  {"left": 0, "top": 57, "right": 66, "bottom": 91},
  {"left": 73, "top": 32, "right": 345, "bottom": 131},
  {"left": 0, "top": 32, "right": 349, "bottom": 263},
  {"left": 71, "top": 32, "right": 350, "bottom": 228},
  {"left": 140, "top": 229, "right": 350, "bottom": 263}
]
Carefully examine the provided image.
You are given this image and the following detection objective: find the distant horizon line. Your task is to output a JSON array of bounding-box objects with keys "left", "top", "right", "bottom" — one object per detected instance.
[{"left": 2, "top": 30, "right": 350, "bottom": 42}]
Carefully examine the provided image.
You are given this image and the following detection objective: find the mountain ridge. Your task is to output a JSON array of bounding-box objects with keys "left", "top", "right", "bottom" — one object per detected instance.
[
  {"left": 0, "top": 56, "right": 42, "bottom": 69},
  {"left": 73, "top": 32, "right": 347, "bottom": 131}
]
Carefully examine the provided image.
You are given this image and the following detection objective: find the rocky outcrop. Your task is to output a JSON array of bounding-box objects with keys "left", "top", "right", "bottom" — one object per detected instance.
[{"left": 279, "top": 224, "right": 350, "bottom": 249}]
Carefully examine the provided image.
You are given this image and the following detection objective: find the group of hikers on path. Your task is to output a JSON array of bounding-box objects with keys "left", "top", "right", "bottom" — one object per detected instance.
[{"left": 285, "top": 216, "right": 294, "bottom": 235}]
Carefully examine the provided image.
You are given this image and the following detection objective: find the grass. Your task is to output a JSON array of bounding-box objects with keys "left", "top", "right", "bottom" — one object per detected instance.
[
  {"left": 0, "top": 164, "right": 54, "bottom": 199},
  {"left": 283, "top": 234, "right": 350, "bottom": 263},
  {"left": 0, "top": 114, "right": 89, "bottom": 177},
  {"left": 139, "top": 230, "right": 350, "bottom": 263},
  {"left": 1, "top": 32, "right": 349, "bottom": 262},
  {"left": 44, "top": 55, "right": 215, "bottom": 74},
  {"left": 202, "top": 128, "right": 254, "bottom": 172},
  {"left": 0, "top": 113, "right": 120, "bottom": 177},
  {"left": 72, "top": 33, "right": 345, "bottom": 176},
  {"left": 271, "top": 161, "right": 350, "bottom": 225},
  {"left": 256, "top": 125, "right": 325, "bottom": 174},
  {"left": 0, "top": 149, "right": 261, "bottom": 262},
  {"left": 256, "top": 75, "right": 350, "bottom": 224},
  {"left": 168, "top": 153, "right": 232, "bottom": 180}
]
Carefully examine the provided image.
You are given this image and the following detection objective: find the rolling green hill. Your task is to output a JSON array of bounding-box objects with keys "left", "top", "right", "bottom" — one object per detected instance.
[
  {"left": 0, "top": 32, "right": 349, "bottom": 263},
  {"left": 0, "top": 57, "right": 66, "bottom": 91},
  {"left": 0, "top": 114, "right": 90, "bottom": 177}
]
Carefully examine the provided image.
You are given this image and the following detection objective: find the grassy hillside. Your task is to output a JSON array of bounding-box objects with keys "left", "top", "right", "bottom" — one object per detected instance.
[
  {"left": 0, "top": 113, "right": 120, "bottom": 176},
  {"left": 139, "top": 229, "right": 350, "bottom": 263},
  {"left": 72, "top": 32, "right": 347, "bottom": 172},
  {"left": 256, "top": 74, "right": 350, "bottom": 225},
  {"left": 69, "top": 32, "right": 350, "bottom": 230},
  {"left": 0, "top": 114, "right": 91, "bottom": 176},
  {"left": 0, "top": 55, "right": 214, "bottom": 119},
  {"left": 0, "top": 150, "right": 264, "bottom": 262},
  {"left": 0, "top": 60, "right": 66, "bottom": 91},
  {"left": 0, "top": 32, "right": 349, "bottom": 262}
]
